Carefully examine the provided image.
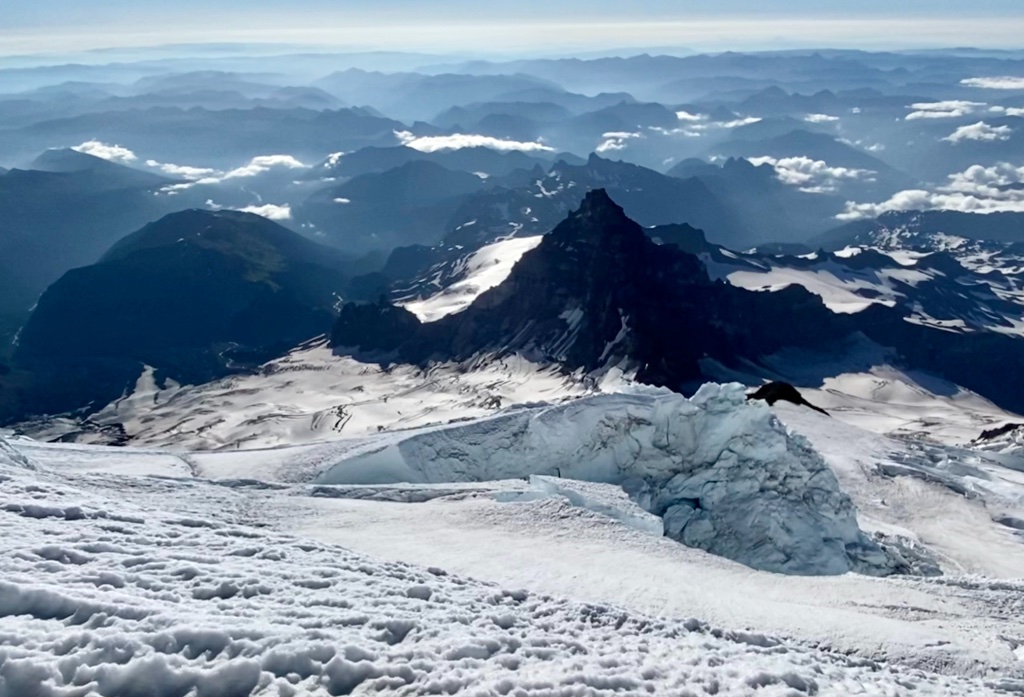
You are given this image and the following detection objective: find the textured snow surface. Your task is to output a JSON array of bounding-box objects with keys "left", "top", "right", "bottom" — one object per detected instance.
[
  {"left": 311, "top": 383, "right": 896, "bottom": 576},
  {"left": 1, "top": 440, "right": 1018, "bottom": 697},
  {"left": 29, "top": 346, "right": 588, "bottom": 451}
]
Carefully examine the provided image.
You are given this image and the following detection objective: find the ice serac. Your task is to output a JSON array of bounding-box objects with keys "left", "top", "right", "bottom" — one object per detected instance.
[
  {"left": 0, "top": 435, "right": 36, "bottom": 470},
  {"left": 318, "top": 383, "right": 895, "bottom": 576}
]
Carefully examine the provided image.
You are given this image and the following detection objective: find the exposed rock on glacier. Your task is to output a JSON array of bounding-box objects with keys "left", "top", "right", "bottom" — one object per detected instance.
[{"left": 317, "top": 383, "right": 897, "bottom": 576}]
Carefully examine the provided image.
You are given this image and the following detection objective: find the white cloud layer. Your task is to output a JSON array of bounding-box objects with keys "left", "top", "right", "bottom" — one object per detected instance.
[
  {"left": 805, "top": 113, "right": 840, "bottom": 123},
  {"left": 219, "top": 154, "right": 308, "bottom": 180},
  {"left": 942, "top": 121, "right": 1012, "bottom": 143},
  {"left": 905, "top": 100, "right": 985, "bottom": 120},
  {"left": 675, "top": 110, "right": 706, "bottom": 122},
  {"left": 962, "top": 76, "right": 1024, "bottom": 90},
  {"left": 71, "top": 140, "right": 137, "bottom": 164},
  {"left": 153, "top": 154, "right": 309, "bottom": 192},
  {"left": 395, "top": 130, "right": 554, "bottom": 153},
  {"left": 990, "top": 105, "right": 1024, "bottom": 117},
  {"left": 145, "top": 159, "right": 219, "bottom": 180},
  {"left": 748, "top": 155, "right": 875, "bottom": 193},
  {"left": 838, "top": 162, "right": 1024, "bottom": 220}
]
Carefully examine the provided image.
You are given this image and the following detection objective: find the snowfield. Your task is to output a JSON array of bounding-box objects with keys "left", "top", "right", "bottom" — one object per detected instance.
[
  {"left": 4, "top": 376, "right": 1024, "bottom": 694},
  {"left": 2, "top": 435, "right": 1023, "bottom": 696},
  {"left": 31, "top": 345, "right": 589, "bottom": 451}
]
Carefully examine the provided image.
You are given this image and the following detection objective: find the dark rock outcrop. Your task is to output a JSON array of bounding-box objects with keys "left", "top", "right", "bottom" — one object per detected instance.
[
  {"left": 8, "top": 210, "right": 354, "bottom": 421},
  {"left": 332, "top": 190, "right": 1024, "bottom": 414},
  {"left": 747, "top": 382, "right": 829, "bottom": 415}
]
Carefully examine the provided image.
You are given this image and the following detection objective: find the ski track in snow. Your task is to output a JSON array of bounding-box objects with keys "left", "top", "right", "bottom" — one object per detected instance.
[{"left": 3, "top": 443, "right": 1022, "bottom": 696}]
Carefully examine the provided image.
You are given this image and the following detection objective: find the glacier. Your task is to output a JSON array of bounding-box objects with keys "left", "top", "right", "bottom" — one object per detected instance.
[
  {"left": 2, "top": 436, "right": 1007, "bottom": 696},
  {"left": 314, "top": 383, "right": 897, "bottom": 576}
]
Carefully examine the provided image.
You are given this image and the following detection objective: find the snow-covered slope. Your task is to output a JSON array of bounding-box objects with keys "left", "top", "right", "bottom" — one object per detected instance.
[
  {"left": 400, "top": 235, "right": 543, "bottom": 322},
  {"left": 4, "top": 438, "right": 1016, "bottom": 696},
  {"left": 19, "top": 344, "right": 588, "bottom": 450},
  {"left": 701, "top": 244, "right": 1024, "bottom": 334}
]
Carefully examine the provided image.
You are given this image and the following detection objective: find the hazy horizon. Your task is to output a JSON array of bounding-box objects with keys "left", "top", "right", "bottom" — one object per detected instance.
[{"left": 3, "top": 1, "right": 1024, "bottom": 59}]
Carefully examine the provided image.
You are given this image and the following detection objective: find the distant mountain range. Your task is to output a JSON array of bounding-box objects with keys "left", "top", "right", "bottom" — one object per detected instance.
[{"left": 0, "top": 149, "right": 175, "bottom": 317}]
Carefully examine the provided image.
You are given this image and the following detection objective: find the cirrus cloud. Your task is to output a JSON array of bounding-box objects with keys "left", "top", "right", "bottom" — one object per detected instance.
[{"left": 394, "top": 130, "right": 554, "bottom": 153}]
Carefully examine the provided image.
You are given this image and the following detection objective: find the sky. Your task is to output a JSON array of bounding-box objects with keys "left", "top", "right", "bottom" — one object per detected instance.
[{"left": 2, "top": 1, "right": 1024, "bottom": 56}]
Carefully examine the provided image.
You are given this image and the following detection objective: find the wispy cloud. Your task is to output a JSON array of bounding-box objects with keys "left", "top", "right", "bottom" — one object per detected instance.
[
  {"left": 942, "top": 121, "right": 1012, "bottom": 143},
  {"left": 596, "top": 131, "right": 643, "bottom": 153},
  {"left": 207, "top": 200, "right": 293, "bottom": 221},
  {"left": 905, "top": 100, "right": 985, "bottom": 120},
  {"left": 145, "top": 160, "right": 219, "bottom": 180},
  {"left": 805, "top": 113, "right": 840, "bottom": 123},
  {"left": 748, "top": 155, "right": 874, "bottom": 194},
  {"left": 677, "top": 116, "right": 761, "bottom": 137},
  {"left": 71, "top": 140, "right": 137, "bottom": 164},
  {"left": 219, "top": 155, "right": 308, "bottom": 180},
  {"left": 675, "top": 110, "right": 706, "bottom": 122},
  {"left": 395, "top": 130, "right": 554, "bottom": 153},
  {"left": 155, "top": 154, "right": 309, "bottom": 192},
  {"left": 962, "top": 76, "right": 1024, "bottom": 90},
  {"left": 719, "top": 116, "right": 762, "bottom": 129}
]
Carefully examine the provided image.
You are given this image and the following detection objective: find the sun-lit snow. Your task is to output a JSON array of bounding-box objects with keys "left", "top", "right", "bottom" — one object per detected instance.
[
  {"left": 4, "top": 433, "right": 1015, "bottom": 696},
  {"left": 37, "top": 344, "right": 588, "bottom": 451},
  {"left": 5, "top": 375, "right": 1024, "bottom": 695},
  {"left": 401, "top": 236, "right": 543, "bottom": 322}
]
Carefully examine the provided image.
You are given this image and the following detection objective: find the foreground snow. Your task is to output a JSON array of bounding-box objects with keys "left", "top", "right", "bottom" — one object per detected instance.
[{"left": 2, "top": 440, "right": 1021, "bottom": 696}]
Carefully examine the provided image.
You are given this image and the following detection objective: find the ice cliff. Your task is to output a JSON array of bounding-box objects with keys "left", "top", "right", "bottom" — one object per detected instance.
[{"left": 317, "top": 383, "right": 897, "bottom": 576}]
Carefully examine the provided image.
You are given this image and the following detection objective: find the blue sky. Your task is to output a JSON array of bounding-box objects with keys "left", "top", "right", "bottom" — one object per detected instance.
[{"left": 3, "top": 1, "right": 1024, "bottom": 55}]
